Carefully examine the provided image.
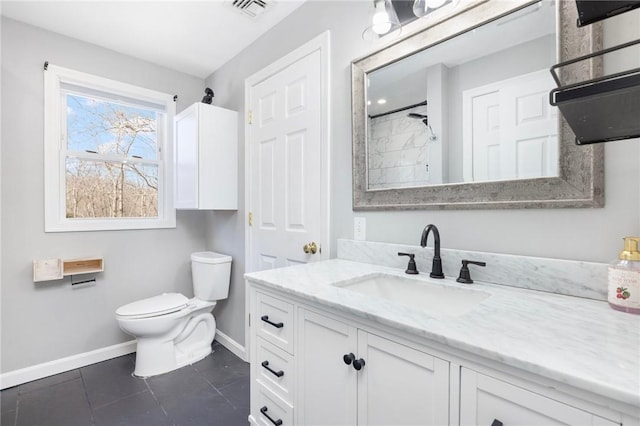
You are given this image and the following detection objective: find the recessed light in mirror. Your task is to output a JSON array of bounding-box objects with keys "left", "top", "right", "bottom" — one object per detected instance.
[{"left": 377, "top": 98, "right": 387, "bottom": 104}]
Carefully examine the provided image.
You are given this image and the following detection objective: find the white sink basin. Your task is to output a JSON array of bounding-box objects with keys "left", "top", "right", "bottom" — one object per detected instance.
[{"left": 333, "top": 273, "right": 490, "bottom": 316}]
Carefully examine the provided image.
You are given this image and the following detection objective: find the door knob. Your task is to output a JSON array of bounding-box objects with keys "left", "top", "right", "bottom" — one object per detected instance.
[{"left": 303, "top": 242, "right": 318, "bottom": 254}]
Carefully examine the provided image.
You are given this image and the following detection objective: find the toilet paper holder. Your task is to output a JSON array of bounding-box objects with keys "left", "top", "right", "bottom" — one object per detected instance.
[{"left": 33, "top": 257, "right": 104, "bottom": 283}]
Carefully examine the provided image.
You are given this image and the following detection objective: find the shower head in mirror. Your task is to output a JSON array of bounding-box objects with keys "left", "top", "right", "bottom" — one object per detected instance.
[
  {"left": 407, "top": 112, "right": 429, "bottom": 125},
  {"left": 407, "top": 113, "right": 437, "bottom": 140}
]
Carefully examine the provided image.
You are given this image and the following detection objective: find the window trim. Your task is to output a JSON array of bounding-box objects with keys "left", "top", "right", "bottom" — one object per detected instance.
[{"left": 44, "top": 64, "right": 176, "bottom": 232}]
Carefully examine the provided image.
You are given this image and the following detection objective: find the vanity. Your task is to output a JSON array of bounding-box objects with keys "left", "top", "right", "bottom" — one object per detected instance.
[
  {"left": 245, "top": 240, "right": 640, "bottom": 426},
  {"left": 244, "top": 0, "right": 639, "bottom": 423}
]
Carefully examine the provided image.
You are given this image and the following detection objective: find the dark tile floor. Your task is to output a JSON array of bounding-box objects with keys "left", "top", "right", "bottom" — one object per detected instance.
[{"left": 0, "top": 341, "right": 249, "bottom": 426}]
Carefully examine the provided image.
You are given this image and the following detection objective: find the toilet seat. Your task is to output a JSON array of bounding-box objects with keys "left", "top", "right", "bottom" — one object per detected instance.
[{"left": 116, "top": 293, "right": 189, "bottom": 319}]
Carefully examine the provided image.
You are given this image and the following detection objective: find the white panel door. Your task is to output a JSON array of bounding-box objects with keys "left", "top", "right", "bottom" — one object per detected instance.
[
  {"left": 357, "top": 331, "right": 450, "bottom": 426},
  {"left": 463, "top": 69, "right": 557, "bottom": 182},
  {"left": 247, "top": 38, "right": 328, "bottom": 272},
  {"left": 297, "top": 309, "right": 358, "bottom": 426},
  {"left": 174, "top": 106, "right": 198, "bottom": 208},
  {"left": 501, "top": 70, "right": 558, "bottom": 180},
  {"left": 469, "top": 91, "right": 501, "bottom": 182}
]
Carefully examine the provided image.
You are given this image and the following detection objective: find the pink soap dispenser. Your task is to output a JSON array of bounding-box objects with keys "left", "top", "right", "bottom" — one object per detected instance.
[{"left": 608, "top": 237, "right": 640, "bottom": 314}]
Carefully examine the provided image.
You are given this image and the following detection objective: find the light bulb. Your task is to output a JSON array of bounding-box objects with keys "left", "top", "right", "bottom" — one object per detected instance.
[
  {"left": 372, "top": 1, "right": 392, "bottom": 35},
  {"left": 413, "top": 0, "right": 450, "bottom": 18},
  {"left": 362, "top": 0, "right": 401, "bottom": 41}
]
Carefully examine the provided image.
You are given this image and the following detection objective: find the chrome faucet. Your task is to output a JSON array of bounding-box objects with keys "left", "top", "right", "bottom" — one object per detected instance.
[{"left": 420, "top": 224, "right": 444, "bottom": 279}]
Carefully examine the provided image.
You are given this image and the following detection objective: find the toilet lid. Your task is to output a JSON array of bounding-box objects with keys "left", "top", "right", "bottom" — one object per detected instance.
[
  {"left": 116, "top": 293, "right": 189, "bottom": 318},
  {"left": 191, "top": 251, "right": 232, "bottom": 264}
]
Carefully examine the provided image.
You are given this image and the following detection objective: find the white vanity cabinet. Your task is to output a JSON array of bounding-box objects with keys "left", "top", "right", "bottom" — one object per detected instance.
[
  {"left": 174, "top": 102, "right": 237, "bottom": 210},
  {"left": 248, "top": 282, "right": 634, "bottom": 426},
  {"left": 459, "top": 368, "right": 620, "bottom": 426},
  {"left": 249, "top": 288, "right": 450, "bottom": 426}
]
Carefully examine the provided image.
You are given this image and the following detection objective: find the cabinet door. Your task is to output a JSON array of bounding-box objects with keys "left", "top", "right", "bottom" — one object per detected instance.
[
  {"left": 358, "top": 331, "right": 450, "bottom": 426},
  {"left": 460, "top": 368, "right": 619, "bottom": 426},
  {"left": 174, "top": 105, "right": 198, "bottom": 209},
  {"left": 298, "top": 309, "right": 358, "bottom": 426}
]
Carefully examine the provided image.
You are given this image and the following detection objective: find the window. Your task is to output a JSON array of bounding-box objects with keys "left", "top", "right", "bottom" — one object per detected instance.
[{"left": 44, "top": 65, "right": 176, "bottom": 231}]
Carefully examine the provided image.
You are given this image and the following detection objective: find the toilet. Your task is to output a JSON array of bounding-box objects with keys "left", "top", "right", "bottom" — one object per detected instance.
[{"left": 115, "top": 251, "right": 232, "bottom": 377}]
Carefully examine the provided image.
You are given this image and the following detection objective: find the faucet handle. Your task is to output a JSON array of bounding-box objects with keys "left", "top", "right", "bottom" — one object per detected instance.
[
  {"left": 456, "top": 260, "right": 486, "bottom": 284},
  {"left": 398, "top": 252, "right": 419, "bottom": 275}
]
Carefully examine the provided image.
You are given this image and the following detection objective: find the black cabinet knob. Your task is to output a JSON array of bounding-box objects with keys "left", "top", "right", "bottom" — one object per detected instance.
[
  {"left": 343, "top": 353, "right": 355, "bottom": 365},
  {"left": 491, "top": 419, "right": 503, "bottom": 426},
  {"left": 352, "top": 358, "right": 366, "bottom": 371}
]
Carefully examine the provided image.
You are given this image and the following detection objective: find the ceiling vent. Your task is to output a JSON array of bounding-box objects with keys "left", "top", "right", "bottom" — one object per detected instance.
[{"left": 231, "top": 0, "right": 269, "bottom": 18}]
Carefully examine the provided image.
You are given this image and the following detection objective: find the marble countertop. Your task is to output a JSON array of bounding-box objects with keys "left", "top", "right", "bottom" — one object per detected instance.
[{"left": 245, "top": 259, "right": 640, "bottom": 408}]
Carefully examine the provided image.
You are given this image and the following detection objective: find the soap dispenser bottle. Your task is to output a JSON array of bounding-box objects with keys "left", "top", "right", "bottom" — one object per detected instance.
[{"left": 608, "top": 237, "right": 640, "bottom": 314}]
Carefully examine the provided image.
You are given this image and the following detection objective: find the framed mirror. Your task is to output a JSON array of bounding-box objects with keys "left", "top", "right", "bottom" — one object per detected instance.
[{"left": 352, "top": 0, "right": 604, "bottom": 210}]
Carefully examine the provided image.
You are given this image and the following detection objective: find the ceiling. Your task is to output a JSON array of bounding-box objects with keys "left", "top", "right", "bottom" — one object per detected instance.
[{"left": 1, "top": 0, "right": 307, "bottom": 79}]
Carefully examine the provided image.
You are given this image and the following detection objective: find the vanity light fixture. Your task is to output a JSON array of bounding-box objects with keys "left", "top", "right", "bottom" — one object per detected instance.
[
  {"left": 362, "top": 0, "right": 401, "bottom": 41},
  {"left": 413, "top": 0, "right": 455, "bottom": 18}
]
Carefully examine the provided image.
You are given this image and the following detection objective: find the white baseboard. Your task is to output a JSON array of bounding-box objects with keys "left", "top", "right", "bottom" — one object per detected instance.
[
  {"left": 0, "top": 340, "right": 136, "bottom": 390},
  {"left": 1, "top": 332, "right": 246, "bottom": 390},
  {"left": 215, "top": 329, "right": 247, "bottom": 362}
]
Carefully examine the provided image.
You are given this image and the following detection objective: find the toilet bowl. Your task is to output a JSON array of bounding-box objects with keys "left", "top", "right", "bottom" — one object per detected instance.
[{"left": 115, "top": 252, "right": 231, "bottom": 377}]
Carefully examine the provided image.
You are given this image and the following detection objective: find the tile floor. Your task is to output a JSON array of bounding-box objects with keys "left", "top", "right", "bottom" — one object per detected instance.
[{"left": 0, "top": 341, "right": 250, "bottom": 426}]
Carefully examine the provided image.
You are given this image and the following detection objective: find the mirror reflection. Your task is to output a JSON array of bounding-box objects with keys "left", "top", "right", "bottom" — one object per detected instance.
[{"left": 366, "top": 1, "right": 557, "bottom": 190}]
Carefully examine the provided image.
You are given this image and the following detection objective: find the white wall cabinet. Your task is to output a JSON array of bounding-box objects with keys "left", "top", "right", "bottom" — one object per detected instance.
[
  {"left": 248, "top": 285, "right": 630, "bottom": 426},
  {"left": 174, "top": 102, "right": 237, "bottom": 210}
]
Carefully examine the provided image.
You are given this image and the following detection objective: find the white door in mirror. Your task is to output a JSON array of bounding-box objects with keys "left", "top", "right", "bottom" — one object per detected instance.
[{"left": 463, "top": 69, "right": 558, "bottom": 182}]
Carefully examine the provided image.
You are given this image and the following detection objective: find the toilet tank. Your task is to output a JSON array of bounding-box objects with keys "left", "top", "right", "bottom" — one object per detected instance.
[{"left": 191, "top": 252, "right": 232, "bottom": 301}]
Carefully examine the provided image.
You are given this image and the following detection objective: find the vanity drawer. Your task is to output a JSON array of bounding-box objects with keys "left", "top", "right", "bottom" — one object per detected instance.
[
  {"left": 254, "top": 383, "right": 294, "bottom": 426},
  {"left": 256, "top": 337, "right": 295, "bottom": 404},
  {"left": 256, "top": 291, "right": 295, "bottom": 354},
  {"left": 460, "top": 368, "right": 619, "bottom": 426}
]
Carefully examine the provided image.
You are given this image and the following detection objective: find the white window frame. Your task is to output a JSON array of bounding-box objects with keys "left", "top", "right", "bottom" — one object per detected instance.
[{"left": 44, "top": 64, "right": 176, "bottom": 232}]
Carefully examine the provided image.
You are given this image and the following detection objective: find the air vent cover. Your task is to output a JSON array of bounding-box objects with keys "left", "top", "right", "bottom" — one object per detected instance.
[{"left": 232, "top": 0, "right": 269, "bottom": 18}]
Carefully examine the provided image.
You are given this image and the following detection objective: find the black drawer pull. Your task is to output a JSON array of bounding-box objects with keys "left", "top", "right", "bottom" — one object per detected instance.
[
  {"left": 491, "top": 420, "right": 503, "bottom": 426},
  {"left": 260, "top": 406, "right": 283, "bottom": 426},
  {"left": 261, "top": 315, "right": 284, "bottom": 329},
  {"left": 261, "top": 360, "right": 284, "bottom": 378}
]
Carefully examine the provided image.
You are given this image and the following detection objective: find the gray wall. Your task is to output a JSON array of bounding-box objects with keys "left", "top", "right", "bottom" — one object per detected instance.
[
  {"left": 1, "top": 17, "right": 208, "bottom": 373},
  {"left": 204, "top": 1, "right": 373, "bottom": 346},
  {"left": 205, "top": 2, "right": 640, "bottom": 347}
]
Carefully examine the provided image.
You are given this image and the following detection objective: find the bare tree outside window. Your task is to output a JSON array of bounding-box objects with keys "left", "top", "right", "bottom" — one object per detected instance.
[{"left": 64, "top": 94, "right": 161, "bottom": 219}]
